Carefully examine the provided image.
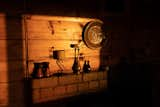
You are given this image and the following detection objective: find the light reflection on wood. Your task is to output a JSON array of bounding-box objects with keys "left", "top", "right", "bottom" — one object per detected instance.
[{"left": 24, "top": 15, "right": 103, "bottom": 75}]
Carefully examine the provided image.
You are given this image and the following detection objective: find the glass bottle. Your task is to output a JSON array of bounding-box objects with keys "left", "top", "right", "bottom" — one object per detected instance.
[
  {"left": 86, "top": 60, "right": 91, "bottom": 73},
  {"left": 83, "top": 60, "right": 91, "bottom": 73},
  {"left": 42, "top": 62, "right": 50, "bottom": 78},
  {"left": 83, "top": 60, "right": 87, "bottom": 73},
  {"left": 72, "top": 48, "right": 81, "bottom": 74},
  {"left": 72, "top": 57, "right": 81, "bottom": 74}
]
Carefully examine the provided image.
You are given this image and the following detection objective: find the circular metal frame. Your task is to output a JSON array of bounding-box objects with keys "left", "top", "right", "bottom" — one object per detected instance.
[{"left": 82, "top": 21, "right": 107, "bottom": 49}]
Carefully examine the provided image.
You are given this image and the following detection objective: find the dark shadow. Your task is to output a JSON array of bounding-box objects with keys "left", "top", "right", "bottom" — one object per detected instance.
[
  {"left": 105, "top": 0, "right": 125, "bottom": 13},
  {"left": 32, "top": 91, "right": 112, "bottom": 107},
  {"left": 24, "top": 79, "right": 33, "bottom": 107},
  {"left": 99, "top": 9, "right": 150, "bottom": 107},
  {"left": 5, "top": 13, "right": 33, "bottom": 107},
  {"left": 1, "top": 0, "right": 101, "bottom": 106},
  {"left": 99, "top": 30, "right": 150, "bottom": 107},
  {"left": 24, "top": 0, "right": 102, "bottom": 18},
  {"left": 1, "top": 1, "right": 107, "bottom": 106},
  {"left": 0, "top": 0, "right": 152, "bottom": 107},
  {"left": 110, "top": 59, "right": 150, "bottom": 107},
  {"left": 5, "top": 14, "right": 24, "bottom": 106}
]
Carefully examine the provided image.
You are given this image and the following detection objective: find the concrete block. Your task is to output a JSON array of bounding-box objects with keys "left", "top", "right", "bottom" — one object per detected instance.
[
  {"left": 78, "top": 82, "right": 89, "bottom": 92},
  {"left": 89, "top": 81, "right": 99, "bottom": 90},
  {"left": 54, "top": 86, "right": 66, "bottom": 96},
  {"left": 83, "top": 72, "right": 98, "bottom": 82},
  {"left": 76, "top": 74, "right": 83, "bottom": 83},
  {"left": 59, "top": 74, "right": 82, "bottom": 85},
  {"left": 40, "top": 77, "right": 58, "bottom": 88},
  {"left": 37, "top": 96, "right": 55, "bottom": 104},
  {"left": 32, "top": 89, "right": 40, "bottom": 101},
  {"left": 32, "top": 79, "right": 40, "bottom": 89},
  {"left": 40, "top": 88, "right": 54, "bottom": 99},
  {"left": 66, "top": 84, "right": 78, "bottom": 94}
]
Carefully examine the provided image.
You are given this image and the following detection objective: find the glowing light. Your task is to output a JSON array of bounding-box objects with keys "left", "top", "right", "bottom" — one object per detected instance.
[{"left": 24, "top": 15, "right": 102, "bottom": 23}]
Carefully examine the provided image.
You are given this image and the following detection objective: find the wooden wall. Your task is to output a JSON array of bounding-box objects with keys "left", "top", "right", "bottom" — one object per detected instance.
[
  {"left": 0, "top": 13, "right": 109, "bottom": 106},
  {"left": 0, "top": 13, "right": 25, "bottom": 107},
  {"left": 24, "top": 15, "right": 105, "bottom": 76}
]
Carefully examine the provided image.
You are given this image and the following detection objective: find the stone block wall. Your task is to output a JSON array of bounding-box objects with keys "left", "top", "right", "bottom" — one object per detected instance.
[{"left": 31, "top": 71, "right": 108, "bottom": 104}]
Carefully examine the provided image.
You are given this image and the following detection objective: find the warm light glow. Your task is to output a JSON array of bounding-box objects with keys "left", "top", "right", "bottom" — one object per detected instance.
[
  {"left": 0, "top": 13, "right": 8, "bottom": 73},
  {"left": 0, "top": 13, "right": 7, "bottom": 39},
  {"left": 0, "top": 13, "right": 9, "bottom": 106},
  {"left": 24, "top": 14, "right": 102, "bottom": 74},
  {"left": 0, "top": 84, "right": 9, "bottom": 105},
  {"left": 0, "top": 62, "right": 8, "bottom": 81},
  {"left": 24, "top": 15, "right": 102, "bottom": 23}
]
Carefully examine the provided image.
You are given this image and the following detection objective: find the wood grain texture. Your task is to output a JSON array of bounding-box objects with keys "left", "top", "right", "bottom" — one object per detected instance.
[
  {"left": 0, "top": 61, "right": 25, "bottom": 72},
  {"left": 0, "top": 16, "right": 25, "bottom": 39},
  {"left": 23, "top": 15, "right": 103, "bottom": 75},
  {"left": 24, "top": 15, "right": 100, "bottom": 23},
  {"left": 0, "top": 40, "right": 26, "bottom": 61},
  {"left": 26, "top": 20, "right": 84, "bottom": 38},
  {"left": 27, "top": 40, "right": 101, "bottom": 60},
  {"left": 0, "top": 61, "right": 25, "bottom": 82},
  {"left": 0, "top": 15, "right": 26, "bottom": 82},
  {"left": 0, "top": 15, "right": 6, "bottom": 39},
  {"left": 0, "top": 15, "right": 105, "bottom": 76}
]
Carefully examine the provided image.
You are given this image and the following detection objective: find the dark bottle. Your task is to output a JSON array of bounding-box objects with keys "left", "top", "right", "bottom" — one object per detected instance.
[
  {"left": 86, "top": 60, "right": 91, "bottom": 72},
  {"left": 42, "top": 62, "right": 51, "bottom": 78},
  {"left": 83, "top": 60, "right": 87, "bottom": 73},
  {"left": 72, "top": 57, "right": 81, "bottom": 74},
  {"left": 83, "top": 60, "right": 91, "bottom": 73},
  {"left": 72, "top": 48, "right": 81, "bottom": 74}
]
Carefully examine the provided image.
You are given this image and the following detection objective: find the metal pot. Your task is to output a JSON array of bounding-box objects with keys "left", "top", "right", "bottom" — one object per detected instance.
[{"left": 53, "top": 50, "right": 65, "bottom": 60}]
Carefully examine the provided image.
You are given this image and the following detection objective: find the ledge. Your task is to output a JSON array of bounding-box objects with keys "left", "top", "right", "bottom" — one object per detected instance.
[
  {"left": 32, "top": 71, "right": 107, "bottom": 88},
  {"left": 30, "top": 71, "right": 108, "bottom": 104}
]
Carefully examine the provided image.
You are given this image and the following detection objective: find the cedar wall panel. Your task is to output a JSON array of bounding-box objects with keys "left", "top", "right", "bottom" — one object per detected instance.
[
  {"left": 0, "top": 15, "right": 25, "bottom": 39},
  {"left": 0, "top": 40, "right": 25, "bottom": 61},
  {"left": 24, "top": 15, "right": 103, "bottom": 74},
  {"left": 0, "top": 13, "right": 25, "bottom": 106}
]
